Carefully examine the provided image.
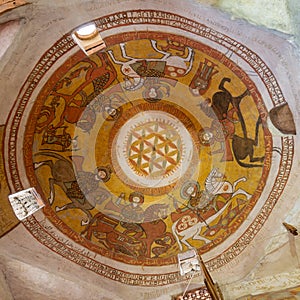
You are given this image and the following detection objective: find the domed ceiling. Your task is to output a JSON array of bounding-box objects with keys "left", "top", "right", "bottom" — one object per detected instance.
[{"left": 5, "top": 8, "right": 296, "bottom": 286}]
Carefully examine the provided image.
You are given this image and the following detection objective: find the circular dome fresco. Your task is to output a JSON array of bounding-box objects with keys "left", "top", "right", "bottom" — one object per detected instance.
[
  {"left": 5, "top": 10, "right": 294, "bottom": 286},
  {"left": 22, "top": 31, "right": 272, "bottom": 266},
  {"left": 7, "top": 10, "right": 295, "bottom": 282}
]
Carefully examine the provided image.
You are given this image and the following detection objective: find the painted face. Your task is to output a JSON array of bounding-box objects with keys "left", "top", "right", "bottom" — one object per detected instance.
[
  {"left": 132, "top": 196, "right": 141, "bottom": 203},
  {"left": 186, "top": 185, "right": 196, "bottom": 196},
  {"left": 195, "top": 78, "right": 208, "bottom": 90},
  {"left": 148, "top": 88, "right": 157, "bottom": 98},
  {"left": 98, "top": 170, "right": 107, "bottom": 179},
  {"left": 203, "top": 131, "right": 213, "bottom": 141},
  {"left": 105, "top": 106, "right": 117, "bottom": 116}
]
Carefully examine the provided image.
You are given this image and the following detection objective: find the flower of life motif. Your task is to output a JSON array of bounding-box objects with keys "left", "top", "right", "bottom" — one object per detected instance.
[
  {"left": 112, "top": 111, "right": 194, "bottom": 190},
  {"left": 127, "top": 120, "right": 182, "bottom": 178}
]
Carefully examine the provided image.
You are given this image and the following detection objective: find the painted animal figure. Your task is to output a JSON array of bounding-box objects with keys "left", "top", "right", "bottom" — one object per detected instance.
[
  {"left": 205, "top": 168, "right": 251, "bottom": 200},
  {"left": 34, "top": 152, "right": 110, "bottom": 225},
  {"left": 200, "top": 77, "right": 264, "bottom": 167},
  {"left": 35, "top": 98, "right": 58, "bottom": 133},
  {"left": 50, "top": 52, "right": 117, "bottom": 128},
  {"left": 81, "top": 212, "right": 146, "bottom": 257},
  {"left": 172, "top": 199, "right": 232, "bottom": 251},
  {"left": 116, "top": 203, "right": 174, "bottom": 258},
  {"left": 232, "top": 116, "right": 265, "bottom": 168},
  {"left": 85, "top": 202, "right": 174, "bottom": 258},
  {"left": 172, "top": 167, "right": 251, "bottom": 251},
  {"left": 107, "top": 40, "right": 194, "bottom": 90},
  {"left": 160, "top": 39, "right": 187, "bottom": 56},
  {"left": 81, "top": 212, "right": 118, "bottom": 240},
  {"left": 141, "top": 203, "right": 175, "bottom": 257},
  {"left": 199, "top": 77, "right": 250, "bottom": 161},
  {"left": 200, "top": 77, "right": 249, "bottom": 121}
]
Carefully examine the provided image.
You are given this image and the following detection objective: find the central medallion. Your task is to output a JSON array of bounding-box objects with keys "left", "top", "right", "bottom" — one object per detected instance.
[
  {"left": 126, "top": 116, "right": 182, "bottom": 178},
  {"left": 110, "top": 105, "right": 199, "bottom": 195}
]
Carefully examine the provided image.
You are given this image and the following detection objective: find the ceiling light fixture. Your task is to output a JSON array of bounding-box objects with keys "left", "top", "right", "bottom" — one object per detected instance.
[
  {"left": 72, "top": 22, "right": 106, "bottom": 56},
  {"left": 74, "top": 23, "right": 98, "bottom": 40}
]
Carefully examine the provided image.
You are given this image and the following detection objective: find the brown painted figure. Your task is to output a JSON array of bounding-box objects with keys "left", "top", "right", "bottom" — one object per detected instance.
[
  {"left": 199, "top": 77, "right": 249, "bottom": 161},
  {"left": 49, "top": 52, "right": 117, "bottom": 129},
  {"left": 200, "top": 77, "right": 264, "bottom": 167},
  {"left": 81, "top": 212, "right": 147, "bottom": 257},
  {"left": 232, "top": 116, "right": 265, "bottom": 168},
  {"left": 82, "top": 201, "right": 172, "bottom": 258},
  {"left": 189, "top": 58, "right": 218, "bottom": 96},
  {"left": 34, "top": 152, "right": 110, "bottom": 225}
]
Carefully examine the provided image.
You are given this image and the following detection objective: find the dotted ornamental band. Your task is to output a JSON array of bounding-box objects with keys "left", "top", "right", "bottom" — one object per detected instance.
[{"left": 7, "top": 10, "right": 293, "bottom": 285}]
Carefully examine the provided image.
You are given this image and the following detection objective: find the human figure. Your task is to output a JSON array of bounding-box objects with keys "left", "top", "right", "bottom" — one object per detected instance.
[
  {"left": 95, "top": 165, "right": 112, "bottom": 183},
  {"left": 121, "top": 192, "right": 145, "bottom": 224}
]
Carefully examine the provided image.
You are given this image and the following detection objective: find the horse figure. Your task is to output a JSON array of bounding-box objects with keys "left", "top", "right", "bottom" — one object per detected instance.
[
  {"left": 232, "top": 116, "right": 265, "bottom": 168},
  {"left": 34, "top": 152, "right": 110, "bottom": 225},
  {"left": 81, "top": 212, "right": 146, "bottom": 257},
  {"left": 172, "top": 199, "right": 231, "bottom": 251},
  {"left": 82, "top": 203, "right": 174, "bottom": 258},
  {"left": 120, "top": 203, "right": 175, "bottom": 258},
  {"left": 205, "top": 167, "right": 251, "bottom": 200},
  {"left": 108, "top": 40, "right": 194, "bottom": 91},
  {"left": 141, "top": 203, "right": 175, "bottom": 257},
  {"left": 172, "top": 167, "right": 251, "bottom": 251}
]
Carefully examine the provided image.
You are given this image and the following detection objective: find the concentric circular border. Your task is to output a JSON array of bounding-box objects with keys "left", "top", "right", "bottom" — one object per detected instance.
[
  {"left": 6, "top": 9, "right": 293, "bottom": 285},
  {"left": 108, "top": 102, "right": 200, "bottom": 195}
]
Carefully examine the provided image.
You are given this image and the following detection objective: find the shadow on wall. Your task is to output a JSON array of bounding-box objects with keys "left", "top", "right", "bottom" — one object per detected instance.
[{"left": 237, "top": 283, "right": 300, "bottom": 299}]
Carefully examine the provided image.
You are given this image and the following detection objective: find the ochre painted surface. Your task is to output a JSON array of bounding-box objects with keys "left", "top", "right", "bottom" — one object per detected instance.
[
  {"left": 0, "top": 0, "right": 28, "bottom": 15},
  {"left": 24, "top": 31, "right": 272, "bottom": 266}
]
